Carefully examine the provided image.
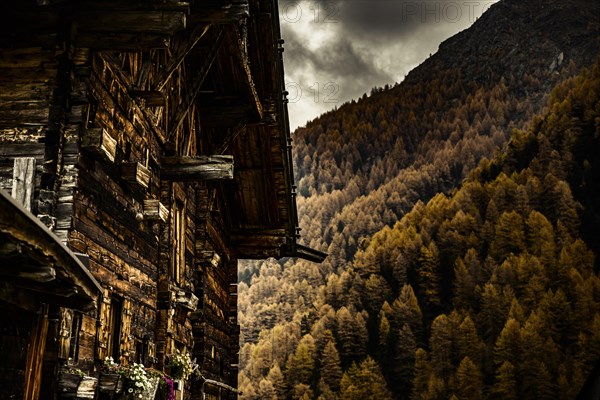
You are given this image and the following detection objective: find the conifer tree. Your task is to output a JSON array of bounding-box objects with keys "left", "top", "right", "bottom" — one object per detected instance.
[
  {"left": 339, "top": 357, "right": 393, "bottom": 400},
  {"left": 286, "top": 337, "right": 316, "bottom": 388},
  {"left": 257, "top": 378, "right": 278, "bottom": 400},
  {"left": 456, "top": 356, "right": 483, "bottom": 400},
  {"left": 490, "top": 210, "right": 526, "bottom": 261},
  {"left": 267, "top": 362, "right": 287, "bottom": 399},
  {"left": 417, "top": 242, "right": 442, "bottom": 311},
  {"left": 456, "top": 315, "right": 483, "bottom": 367},
  {"left": 493, "top": 361, "right": 517, "bottom": 399},
  {"left": 321, "top": 340, "right": 343, "bottom": 392},
  {"left": 411, "top": 348, "right": 432, "bottom": 400},
  {"left": 393, "top": 323, "right": 417, "bottom": 394},
  {"left": 494, "top": 318, "right": 521, "bottom": 368},
  {"left": 453, "top": 257, "right": 475, "bottom": 311}
]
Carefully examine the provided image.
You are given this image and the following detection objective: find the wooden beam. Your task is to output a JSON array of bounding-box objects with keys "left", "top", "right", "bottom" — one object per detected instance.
[
  {"left": 23, "top": 304, "right": 48, "bottom": 400},
  {"left": 81, "top": 128, "right": 117, "bottom": 163},
  {"left": 143, "top": 200, "right": 169, "bottom": 223},
  {"left": 152, "top": 24, "right": 211, "bottom": 92},
  {"left": 98, "top": 53, "right": 167, "bottom": 143},
  {"left": 75, "top": 33, "right": 170, "bottom": 50},
  {"left": 189, "top": 0, "right": 249, "bottom": 24},
  {"left": 168, "top": 28, "right": 224, "bottom": 138},
  {"left": 230, "top": 234, "right": 288, "bottom": 247},
  {"left": 12, "top": 157, "right": 36, "bottom": 211},
  {"left": 0, "top": 266, "right": 56, "bottom": 283},
  {"left": 121, "top": 162, "right": 151, "bottom": 189},
  {"left": 75, "top": 10, "right": 186, "bottom": 34},
  {"left": 129, "top": 90, "right": 166, "bottom": 107},
  {"left": 234, "top": 28, "right": 263, "bottom": 121},
  {"left": 160, "top": 155, "right": 233, "bottom": 181}
]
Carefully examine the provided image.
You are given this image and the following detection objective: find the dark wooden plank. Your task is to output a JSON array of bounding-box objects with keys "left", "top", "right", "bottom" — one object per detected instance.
[
  {"left": 161, "top": 155, "right": 234, "bottom": 181},
  {"left": 189, "top": 1, "right": 249, "bottom": 24},
  {"left": 129, "top": 90, "right": 166, "bottom": 107},
  {"left": 75, "top": 10, "right": 186, "bottom": 34},
  {"left": 75, "top": 33, "right": 170, "bottom": 50}
]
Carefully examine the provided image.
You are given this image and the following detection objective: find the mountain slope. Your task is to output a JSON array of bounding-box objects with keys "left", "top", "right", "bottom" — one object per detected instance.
[
  {"left": 292, "top": 0, "right": 599, "bottom": 263},
  {"left": 353, "top": 61, "right": 600, "bottom": 398},
  {"left": 238, "top": 0, "right": 600, "bottom": 398}
]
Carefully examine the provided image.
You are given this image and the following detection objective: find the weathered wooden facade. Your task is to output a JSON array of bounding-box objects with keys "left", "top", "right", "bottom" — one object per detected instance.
[{"left": 0, "top": 0, "right": 325, "bottom": 399}]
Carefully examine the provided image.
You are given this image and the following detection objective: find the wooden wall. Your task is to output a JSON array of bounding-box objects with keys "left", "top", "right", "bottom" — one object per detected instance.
[
  {"left": 0, "top": 2, "right": 294, "bottom": 398},
  {"left": 191, "top": 184, "right": 240, "bottom": 398}
]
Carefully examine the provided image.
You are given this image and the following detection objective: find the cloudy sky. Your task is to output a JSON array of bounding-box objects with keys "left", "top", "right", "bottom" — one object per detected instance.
[{"left": 279, "top": 0, "right": 499, "bottom": 130}]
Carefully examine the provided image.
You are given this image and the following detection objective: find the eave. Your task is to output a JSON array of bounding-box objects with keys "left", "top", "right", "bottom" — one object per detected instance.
[
  {"left": 0, "top": 190, "right": 103, "bottom": 312},
  {"left": 217, "top": 0, "right": 326, "bottom": 263}
]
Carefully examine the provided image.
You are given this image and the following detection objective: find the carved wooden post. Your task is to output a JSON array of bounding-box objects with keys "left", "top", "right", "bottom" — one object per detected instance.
[{"left": 11, "top": 157, "right": 36, "bottom": 211}]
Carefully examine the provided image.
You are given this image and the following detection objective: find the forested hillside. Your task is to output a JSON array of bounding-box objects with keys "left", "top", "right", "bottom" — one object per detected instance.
[{"left": 237, "top": 0, "right": 600, "bottom": 398}]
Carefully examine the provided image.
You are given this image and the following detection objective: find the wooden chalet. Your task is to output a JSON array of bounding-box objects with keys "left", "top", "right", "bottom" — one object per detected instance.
[{"left": 0, "top": 0, "right": 325, "bottom": 398}]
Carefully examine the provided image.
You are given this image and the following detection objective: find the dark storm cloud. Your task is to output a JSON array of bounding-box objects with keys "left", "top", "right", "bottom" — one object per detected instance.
[
  {"left": 279, "top": 0, "right": 492, "bottom": 37},
  {"left": 277, "top": 0, "right": 498, "bottom": 129},
  {"left": 283, "top": 25, "right": 393, "bottom": 86}
]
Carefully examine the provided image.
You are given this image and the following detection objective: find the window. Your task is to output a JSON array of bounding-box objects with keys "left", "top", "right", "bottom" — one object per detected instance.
[
  {"left": 108, "top": 296, "right": 123, "bottom": 361},
  {"left": 68, "top": 312, "right": 82, "bottom": 362},
  {"left": 172, "top": 201, "right": 186, "bottom": 284}
]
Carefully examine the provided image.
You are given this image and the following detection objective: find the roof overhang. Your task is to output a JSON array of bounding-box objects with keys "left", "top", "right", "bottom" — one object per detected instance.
[
  {"left": 0, "top": 190, "right": 103, "bottom": 312},
  {"left": 214, "top": 0, "right": 326, "bottom": 263}
]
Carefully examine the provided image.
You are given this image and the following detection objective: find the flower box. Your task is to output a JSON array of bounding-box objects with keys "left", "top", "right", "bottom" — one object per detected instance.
[
  {"left": 98, "top": 372, "right": 123, "bottom": 393},
  {"left": 173, "top": 380, "right": 183, "bottom": 391},
  {"left": 57, "top": 371, "right": 83, "bottom": 397},
  {"left": 76, "top": 376, "right": 97, "bottom": 399},
  {"left": 141, "top": 376, "right": 161, "bottom": 399}
]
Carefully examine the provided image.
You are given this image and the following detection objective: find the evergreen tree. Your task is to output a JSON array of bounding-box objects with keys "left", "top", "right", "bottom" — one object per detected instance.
[
  {"left": 339, "top": 357, "right": 393, "bottom": 400},
  {"left": 456, "top": 315, "right": 483, "bottom": 367},
  {"left": 453, "top": 256, "right": 476, "bottom": 311},
  {"left": 321, "top": 340, "right": 343, "bottom": 391},
  {"left": 292, "top": 383, "right": 314, "bottom": 400},
  {"left": 479, "top": 283, "right": 511, "bottom": 342},
  {"left": 267, "top": 362, "right": 287, "bottom": 399},
  {"left": 490, "top": 211, "right": 526, "bottom": 261},
  {"left": 411, "top": 348, "right": 432, "bottom": 400},
  {"left": 286, "top": 336, "right": 316, "bottom": 388},
  {"left": 378, "top": 311, "right": 390, "bottom": 350},
  {"left": 391, "top": 284, "right": 424, "bottom": 339},
  {"left": 318, "top": 379, "right": 339, "bottom": 400},
  {"left": 336, "top": 307, "right": 368, "bottom": 364},
  {"left": 417, "top": 242, "right": 442, "bottom": 312},
  {"left": 455, "top": 356, "right": 483, "bottom": 400},
  {"left": 429, "top": 314, "right": 455, "bottom": 383},
  {"left": 494, "top": 318, "right": 521, "bottom": 368},
  {"left": 493, "top": 361, "right": 517, "bottom": 399},
  {"left": 257, "top": 378, "right": 278, "bottom": 400},
  {"left": 393, "top": 323, "right": 417, "bottom": 395}
]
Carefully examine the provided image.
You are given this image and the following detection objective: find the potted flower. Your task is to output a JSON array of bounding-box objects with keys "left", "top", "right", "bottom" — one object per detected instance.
[
  {"left": 166, "top": 349, "right": 197, "bottom": 390},
  {"left": 156, "top": 376, "right": 176, "bottom": 400},
  {"left": 98, "top": 356, "right": 123, "bottom": 394},
  {"left": 122, "top": 362, "right": 156, "bottom": 399}
]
